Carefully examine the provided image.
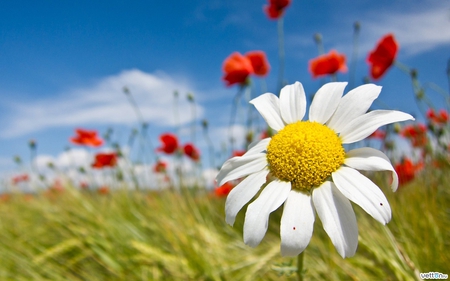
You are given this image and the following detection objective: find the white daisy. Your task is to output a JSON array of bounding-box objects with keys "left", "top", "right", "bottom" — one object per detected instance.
[{"left": 216, "top": 82, "right": 414, "bottom": 258}]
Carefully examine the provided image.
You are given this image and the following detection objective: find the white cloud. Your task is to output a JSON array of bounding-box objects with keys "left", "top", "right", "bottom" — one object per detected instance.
[
  {"left": 1, "top": 69, "right": 204, "bottom": 139},
  {"left": 362, "top": 5, "right": 450, "bottom": 55},
  {"left": 300, "top": 3, "right": 450, "bottom": 58}
]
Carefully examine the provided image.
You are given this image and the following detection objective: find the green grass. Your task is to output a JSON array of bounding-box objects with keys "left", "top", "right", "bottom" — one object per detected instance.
[{"left": 0, "top": 167, "right": 448, "bottom": 280}]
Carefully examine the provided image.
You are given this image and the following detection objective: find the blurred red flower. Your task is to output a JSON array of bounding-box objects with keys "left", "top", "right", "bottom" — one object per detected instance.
[
  {"left": 245, "top": 51, "right": 270, "bottom": 77},
  {"left": 70, "top": 128, "right": 103, "bottom": 147},
  {"left": 0, "top": 193, "right": 11, "bottom": 203},
  {"left": 232, "top": 150, "right": 246, "bottom": 157},
  {"left": 400, "top": 124, "right": 428, "bottom": 148},
  {"left": 183, "top": 143, "right": 200, "bottom": 161},
  {"left": 427, "top": 109, "right": 449, "bottom": 125},
  {"left": 79, "top": 181, "right": 89, "bottom": 190},
  {"left": 264, "top": 0, "right": 291, "bottom": 19},
  {"left": 154, "top": 160, "right": 167, "bottom": 173},
  {"left": 309, "top": 50, "right": 347, "bottom": 78},
  {"left": 222, "top": 52, "right": 254, "bottom": 87},
  {"left": 367, "top": 34, "right": 398, "bottom": 80},
  {"left": 50, "top": 179, "right": 64, "bottom": 192},
  {"left": 12, "top": 174, "right": 29, "bottom": 185},
  {"left": 156, "top": 133, "right": 179, "bottom": 154},
  {"left": 368, "top": 129, "right": 386, "bottom": 139},
  {"left": 395, "top": 158, "right": 423, "bottom": 186},
  {"left": 92, "top": 152, "right": 117, "bottom": 169},
  {"left": 98, "top": 186, "right": 110, "bottom": 195},
  {"left": 214, "top": 182, "right": 234, "bottom": 197}
]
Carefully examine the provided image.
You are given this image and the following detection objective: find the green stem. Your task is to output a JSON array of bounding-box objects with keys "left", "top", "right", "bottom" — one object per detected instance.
[
  {"left": 228, "top": 87, "right": 244, "bottom": 154},
  {"left": 349, "top": 21, "right": 360, "bottom": 90},
  {"left": 297, "top": 251, "right": 304, "bottom": 281},
  {"left": 202, "top": 121, "right": 215, "bottom": 169},
  {"left": 394, "top": 61, "right": 411, "bottom": 75},
  {"left": 446, "top": 58, "right": 450, "bottom": 95},
  {"left": 245, "top": 85, "right": 254, "bottom": 147},
  {"left": 277, "top": 17, "right": 285, "bottom": 95},
  {"left": 188, "top": 93, "right": 197, "bottom": 144}
]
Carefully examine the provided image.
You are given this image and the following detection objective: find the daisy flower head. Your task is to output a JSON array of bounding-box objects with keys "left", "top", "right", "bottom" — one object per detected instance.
[{"left": 216, "top": 82, "right": 414, "bottom": 258}]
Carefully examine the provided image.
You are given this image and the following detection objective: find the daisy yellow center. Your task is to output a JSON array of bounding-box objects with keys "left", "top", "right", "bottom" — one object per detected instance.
[{"left": 266, "top": 121, "right": 345, "bottom": 191}]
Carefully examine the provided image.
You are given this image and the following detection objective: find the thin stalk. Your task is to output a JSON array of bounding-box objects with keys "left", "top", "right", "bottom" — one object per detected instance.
[
  {"left": 297, "top": 251, "right": 304, "bottom": 281},
  {"left": 228, "top": 87, "right": 245, "bottom": 154},
  {"left": 314, "top": 33, "right": 324, "bottom": 55},
  {"left": 395, "top": 62, "right": 434, "bottom": 117},
  {"left": 277, "top": 17, "right": 285, "bottom": 95},
  {"left": 123, "top": 87, "right": 145, "bottom": 124},
  {"left": 349, "top": 21, "right": 360, "bottom": 90},
  {"left": 245, "top": 85, "right": 254, "bottom": 147},
  {"left": 202, "top": 120, "right": 215, "bottom": 169},
  {"left": 383, "top": 226, "right": 421, "bottom": 281},
  {"left": 123, "top": 87, "right": 155, "bottom": 161},
  {"left": 173, "top": 91, "right": 181, "bottom": 138},
  {"left": 423, "top": 82, "right": 450, "bottom": 109},
  {"left": 187, "top": 93, "right": 196, "bottom": 144},
  {"left": 446, "top": 58, "right": 450, "bottom": 95}
]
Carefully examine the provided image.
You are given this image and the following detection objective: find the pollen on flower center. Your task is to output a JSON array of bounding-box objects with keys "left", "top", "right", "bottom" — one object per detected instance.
[{"left": 266, "top": 121, "right": 345, "bottom": 191}]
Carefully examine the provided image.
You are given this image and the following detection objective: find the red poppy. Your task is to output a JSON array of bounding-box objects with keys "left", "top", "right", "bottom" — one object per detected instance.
[
  {"left": 245, "top": 51, "right": 270, "bottom": 77},
  {"left": 427, "top": 109, "right": 449, "bottom": 125},
  {"left": 70, "top": 128, "right": 103, "bottom": 147},
  {"left": 156, "top": 133, "right": 179, "bottom": 154},
  {"left": 309, "top": 50, "right": 347, "bottom": 78},
  {"left": 222, "top": 52, "right": 254, "bottom": 87},
  {"left": 12, "top": 174, "right": 29, "bottom": 185},
  {"left": 264, "top": 0, "right": 291, "bottom": 19},
  {"left": 214, "top": 182, "right": 234, "bottom": 197},
  {"left": 367, "top": 34, "right": 398, "bottom": 80},
  {"left": 92, "top": 152, "right": 117, "bottom": 169},
  {"left": 153, "top": 160, "right": 167, "bottom": 173},
  {"left": 183, "top": 143, "right": 200, "bottom": 161},
  {"left": 400, "top": 124, "right": 428, "bottom": 148},
  {"left": 395, "top": 158, "right": 423, "bottom": 186}
]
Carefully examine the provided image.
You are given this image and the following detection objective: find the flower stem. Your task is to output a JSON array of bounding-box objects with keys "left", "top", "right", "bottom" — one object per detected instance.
[
  {"left": 349, "top": 21, "right": 360, "bottom": 90},
  {"left": 228, "top": 87, "right": 244, "bottom": 153},
  {"left": 296, "top": 251, "right": 304, "bottom": 281},
  {"left": 446, "top": 58, "right": 450, "bottom": 95},
  {"left": 277, "top": 17, "right": 285, "bottom": 95}
]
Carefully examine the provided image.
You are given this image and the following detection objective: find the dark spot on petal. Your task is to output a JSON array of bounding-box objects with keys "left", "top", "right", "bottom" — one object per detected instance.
[
  {"left": 293, "top": 227, "right": 296, "bottom": 230},
  {"left": 380, "top": 203, "right": 383, "bottom": 206}
]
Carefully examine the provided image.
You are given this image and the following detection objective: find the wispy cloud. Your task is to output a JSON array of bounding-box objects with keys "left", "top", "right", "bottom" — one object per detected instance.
[
  {"left": 293, "top": 2, "right": 450, "bottom": 58},
  {"left": 362, "top": 4, "right": 450, "bottom": 55},
  {"left": 1, "top": 69, "right": 204, "bottom": 139}
]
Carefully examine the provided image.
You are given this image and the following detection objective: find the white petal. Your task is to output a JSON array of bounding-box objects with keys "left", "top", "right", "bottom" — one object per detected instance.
[
  {"left": 225, "top": 169, "right": 269, "bottom": 226},
  {"left": 250, "top": 93, "right": 284, "bottom": 131},
  {"left": 332, "top": 167, "right": 392, "bottom": 224},
  {"left": 216, "top": 154, "right": 267, "bottom": 186},
  {"left": 280, "top": 82, "right": 307, "bottom": 124},
  {"left": 280, "top": 190, "right": 315, "bottom": 256},
  {"left": 327, "top": 84, "right": 381, "bottom": 132},
  {"left": 339, "top": 110, "right": 414, "bottom": 144},
  {"left": 345, "top": 147, "right": 399, "bottom": 192},
  {"left": 313, "top": 181, "right": 358, "bottom": 258},
  {"left": 309, "top": 82, "right": 347, "bottom": 124},
  {"left": 244, "top": 138, "right": 271, "bottom": 156},
  {"left": 243, "top": 180, "right": 291, "bottom": 247}
]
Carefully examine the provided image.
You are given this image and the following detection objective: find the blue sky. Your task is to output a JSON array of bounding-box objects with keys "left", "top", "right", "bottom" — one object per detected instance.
[{"left": 1, "top": 0, "right": 449, "bottom": 178}]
